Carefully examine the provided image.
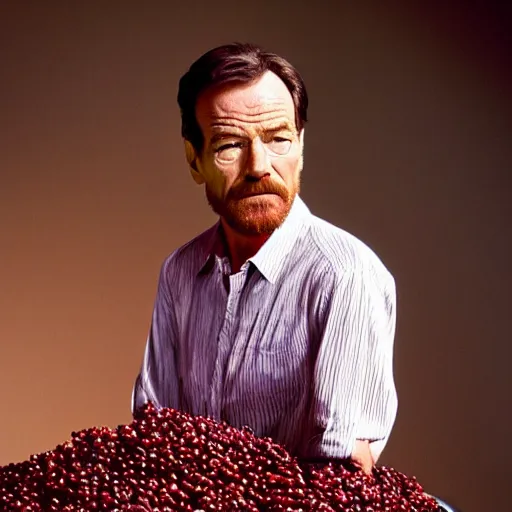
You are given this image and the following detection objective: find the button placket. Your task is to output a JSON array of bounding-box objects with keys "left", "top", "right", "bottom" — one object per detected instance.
[
  {"left": 220, "top": 269, "right": 249, "bottom": 418},
  {"left": 208, "top": 261, "right": 228, "bottom": 418},
  {"left": 209, "top": 266, "right": 245, "bottom": 419}
]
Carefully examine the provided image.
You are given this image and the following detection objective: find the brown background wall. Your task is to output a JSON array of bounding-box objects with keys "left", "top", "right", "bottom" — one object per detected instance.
[{"left": 1, "top": 2, "right": 510, "bottom": 510}]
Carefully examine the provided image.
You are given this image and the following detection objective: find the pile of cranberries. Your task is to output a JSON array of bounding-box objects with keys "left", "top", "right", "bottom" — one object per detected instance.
[{"left": 0, "top": 402, "right": 440, "bottom": 511}]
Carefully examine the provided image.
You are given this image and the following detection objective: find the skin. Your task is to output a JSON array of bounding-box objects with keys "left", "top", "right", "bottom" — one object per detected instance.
[
  {"left": 185, "top": 70, "right": 303, "bottom": 273},
  {"left": 184, "top": 70, "right": 375, "bottom": 473},
  {"left": 352, "top": 440, "right": 375, "bottom": 475}
]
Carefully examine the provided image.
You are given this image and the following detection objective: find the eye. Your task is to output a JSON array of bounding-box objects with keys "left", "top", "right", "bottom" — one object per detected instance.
[
  {"left": 215, "top": 142, "right": 244, "bottom": 153},
  {"left": 267, "top": 137, "right": 292, "bottom": 155},
  {"left": 213, "top": 141, "right": 245, "bottom": 163}
]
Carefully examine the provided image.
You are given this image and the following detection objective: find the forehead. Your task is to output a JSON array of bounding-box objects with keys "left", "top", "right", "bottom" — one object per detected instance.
[{"left": 195, "top": 71, "right": 296, "bottom": 134}]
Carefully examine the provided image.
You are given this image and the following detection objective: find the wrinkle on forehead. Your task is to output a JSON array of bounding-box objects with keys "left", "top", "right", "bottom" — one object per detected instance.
[
  {"left": 210, "top": 111, "right": 293, "bottom": 128},
  {"left": 215, "top": 93, "right": 288, "bottom": 114},
  {"left": 196, "top": 71, "right": 296, "bottom": 132}
]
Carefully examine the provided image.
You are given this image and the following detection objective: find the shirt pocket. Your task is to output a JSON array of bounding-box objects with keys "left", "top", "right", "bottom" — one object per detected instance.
[
  {"left": 250, "top": 332, "right": 309, "bottom": 388},
  {"left": 237, "top": 305, "right": 309, "bottom": 388},
  {"left": 252, "top": 308, "right": 306, "bottom": 352},
  {"left": 253, "top": 346, "right": 291, "bottom": 380}
]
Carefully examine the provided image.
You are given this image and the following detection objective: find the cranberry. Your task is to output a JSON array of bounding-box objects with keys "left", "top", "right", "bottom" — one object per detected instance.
[{"left": 0, "top": 402, "right": 441, "bottom": 511}]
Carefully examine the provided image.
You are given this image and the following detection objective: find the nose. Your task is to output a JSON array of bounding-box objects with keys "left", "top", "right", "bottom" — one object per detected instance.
[{"left": 246, "top": 138, "right": 270, "bottom": 178}]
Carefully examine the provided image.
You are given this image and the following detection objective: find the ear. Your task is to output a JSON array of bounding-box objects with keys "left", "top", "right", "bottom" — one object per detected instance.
[
  {"left": 298, "top": 129, "right": 305, "bottom": 173},
  {"left": 299, "top": 128, "right": 305, "bottom": 147},
  {"left": 184, "top": 139, "right": 205, "bottom": 185}
]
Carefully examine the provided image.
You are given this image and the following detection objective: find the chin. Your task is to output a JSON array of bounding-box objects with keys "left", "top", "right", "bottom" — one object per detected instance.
[
  {"left": 209, "top": 187, "right": 297, "bottom": 236},
  {"left": 230, "top": 206, "right": 290, "bottom": 236},
  {"left": 239, "top": 193, "right": 282, "bottom": 205}
]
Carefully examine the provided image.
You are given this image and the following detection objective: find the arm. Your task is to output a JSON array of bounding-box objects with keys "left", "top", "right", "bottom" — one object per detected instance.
[
  {"left": 303, "top": 265, "right": 398, "bottom": 469},
  {"left": 131, "top": 260, "right": 180, "bottom": 415}
]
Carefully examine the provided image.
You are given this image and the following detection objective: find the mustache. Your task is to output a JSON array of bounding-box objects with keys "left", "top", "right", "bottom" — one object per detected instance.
[{"left": 228, "top": 179, "right": 288, "bottom": 200}]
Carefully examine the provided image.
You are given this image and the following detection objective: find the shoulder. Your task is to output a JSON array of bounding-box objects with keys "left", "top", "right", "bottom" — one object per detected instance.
[
  {"left": 159, "top": 223, "right": 217, "bottom": 282},
  {"left": 305, "top": 214, "right": 394, "bottom": 289}
]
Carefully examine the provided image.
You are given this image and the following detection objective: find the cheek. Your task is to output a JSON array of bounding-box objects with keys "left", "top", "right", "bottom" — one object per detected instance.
[
  {"left": 204, "top": 162, "right": 239, "bottom": 195},
  {"left": 272, "top": 153, "right": 302, "bottom": 183}
]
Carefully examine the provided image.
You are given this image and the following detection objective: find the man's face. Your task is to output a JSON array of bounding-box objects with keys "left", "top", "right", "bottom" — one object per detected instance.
[{"left": 189, "top": 71, "right": 304, "bottom": 236}]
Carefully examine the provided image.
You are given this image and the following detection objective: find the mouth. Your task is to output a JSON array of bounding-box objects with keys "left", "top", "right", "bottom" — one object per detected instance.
[{"left": 240, "top": 192, "right": 278, "bottom": 198}]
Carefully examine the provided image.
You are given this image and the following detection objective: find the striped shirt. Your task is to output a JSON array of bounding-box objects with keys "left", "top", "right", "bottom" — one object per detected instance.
[{"left": 132, "top": 196, "right": 398, "bottom": 460}]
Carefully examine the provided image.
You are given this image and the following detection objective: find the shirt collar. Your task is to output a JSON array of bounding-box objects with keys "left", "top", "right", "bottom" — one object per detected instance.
[
  {"left": 248, "top": 195, "right": 310, "bottom": 283},
  {"left": 197, "top": 195, "right": 311, "bottom": 284}
]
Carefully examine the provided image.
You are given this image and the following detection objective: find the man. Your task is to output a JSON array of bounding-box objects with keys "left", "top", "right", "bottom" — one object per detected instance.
[{"left": 132, "top": 42, "right": 398, "bottom": 474}]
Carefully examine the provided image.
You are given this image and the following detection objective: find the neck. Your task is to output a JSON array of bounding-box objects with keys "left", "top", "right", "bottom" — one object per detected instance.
[{"left": 220, "top": 219, "right": 271, "bottom": 274}]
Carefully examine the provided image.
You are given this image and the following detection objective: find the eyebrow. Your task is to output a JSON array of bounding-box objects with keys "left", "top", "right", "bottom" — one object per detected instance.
[
  {"left": 209, "top": 122, "right": 295, "bottom": 145},
  {"left": 263, "top": 122, "right": 295, "bottom": 133},
  {"left": 210, "top": 131, "right": 244, "bottom": 145}
]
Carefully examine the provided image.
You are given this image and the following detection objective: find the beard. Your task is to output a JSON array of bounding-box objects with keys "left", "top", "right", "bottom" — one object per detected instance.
[{"left": 206, "top": 175, "right": 301, "bottom": 236}]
